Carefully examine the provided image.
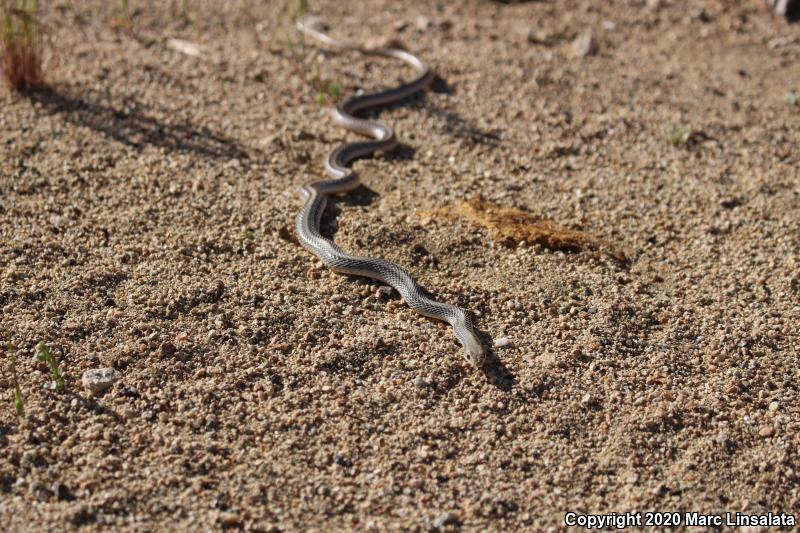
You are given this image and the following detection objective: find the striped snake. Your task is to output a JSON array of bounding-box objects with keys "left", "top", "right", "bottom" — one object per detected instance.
[{"left": 295, "top": 19, "right": 484, "bottom": 366}]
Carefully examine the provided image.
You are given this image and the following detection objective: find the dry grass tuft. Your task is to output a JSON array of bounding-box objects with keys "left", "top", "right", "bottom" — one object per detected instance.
[
  {"left": 421, "top": 196, "right": 628, "bottom": 265},
  {"left": 1, "top": 0, "right": 45, "bottom": 92}
]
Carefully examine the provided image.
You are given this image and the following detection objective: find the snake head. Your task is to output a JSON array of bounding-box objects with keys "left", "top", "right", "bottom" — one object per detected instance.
[
  {"left": 463, "top": 339, "right": 485, "bottom": 367},
  {"left": 453, "top": 313, "right": 485, "bottom": 367}
]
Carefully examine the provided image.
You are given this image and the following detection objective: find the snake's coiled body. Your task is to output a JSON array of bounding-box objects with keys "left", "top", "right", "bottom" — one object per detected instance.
[{"left": 295, "top": 21, "right": 484, "bottom": 366}]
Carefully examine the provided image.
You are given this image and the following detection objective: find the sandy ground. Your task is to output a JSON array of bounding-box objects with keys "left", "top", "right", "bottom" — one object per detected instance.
[{"left": 1, "top": 0, "right": 799, "bottom": 531}]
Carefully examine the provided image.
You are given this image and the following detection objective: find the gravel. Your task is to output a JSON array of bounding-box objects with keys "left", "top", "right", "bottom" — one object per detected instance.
[{"left": 1, "top": 0, "right": 798, "bottom": 531}]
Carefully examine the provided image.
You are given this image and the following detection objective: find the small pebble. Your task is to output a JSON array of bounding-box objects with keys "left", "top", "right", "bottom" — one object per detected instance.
[
  {"left": 572, "top": 31, "right": 597, "bottom": 58},
  {"left": 29, "top": 481, "right": 51, "bottom": 502},
  {"left": 219, "top": 512, "right": 240, "bottom": 527},
  {"left": 49, "top": 214, "right": 68, "bottom": 228},
  {"left": 415, "top": 15, "right": 433, "bottom": 30},
  {"left": 433, "top": 511, "right": 460, "bottom": 528},
  {"left": 300, "top": 15, "right": 328, "bottom": 32},
  {"left": 166, "top": 38, "right": 202, "bottom": 57},
  {"left": 651, "top": 484, "right": 667, "bottom": 496},
  {"left": 690, "top": 8, "right": 711, "bottom": 22},
  {"left": 393, "top": 20, "right": 408, "bottom": 32},
  {"left": 52, "top": 482, "right": 72, "bottom": 502},
  {"left": 81, "top": 368, "right": 121, "bottom": 395},
  {"left": 159, "top": 341, "right": 176, "bottom": 357},
  {"left": 527, "top": 28, "right": 551, "bottom": 45},
  {"left": 758, "top": 425, "right": 775, "bottom": 438},
  {"left": 494, "top": 337, "right": 511, "bottom": 348}
]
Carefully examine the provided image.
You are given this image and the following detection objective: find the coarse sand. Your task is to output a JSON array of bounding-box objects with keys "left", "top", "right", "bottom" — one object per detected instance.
[{"left": 1, "top": 1, "right": 799, "bottom": 531}]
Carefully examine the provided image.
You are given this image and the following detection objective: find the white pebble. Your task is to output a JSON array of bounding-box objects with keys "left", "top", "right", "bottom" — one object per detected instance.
[
  {"left": 494, "top": 337, "right": 511, "bottom": 347},
  {"left": 415, "top": 15, "right": 433, "bottom": 30},
  {"left": 166, "top": 38, "right": 203, "bottom": 57},
  {"left": 82, "top": 368, "right": 121, "bottom": 395},
  {"left": 572, "top": 31, "right": 597, "bottom": 58}
]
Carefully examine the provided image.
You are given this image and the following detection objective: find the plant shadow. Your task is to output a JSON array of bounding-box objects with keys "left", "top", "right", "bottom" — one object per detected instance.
[{"left": 26, "top": 86, "right": 253, "bottom": 160}]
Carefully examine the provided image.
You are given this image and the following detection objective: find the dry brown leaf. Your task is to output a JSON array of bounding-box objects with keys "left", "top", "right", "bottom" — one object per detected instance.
[{"left": 421, "top": 196, "right": 627, "bottom": 265}]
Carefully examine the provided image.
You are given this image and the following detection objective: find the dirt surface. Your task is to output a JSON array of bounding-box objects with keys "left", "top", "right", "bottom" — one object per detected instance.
[{"left": 1, "top": 1, "right": 799, "bottom": 531}]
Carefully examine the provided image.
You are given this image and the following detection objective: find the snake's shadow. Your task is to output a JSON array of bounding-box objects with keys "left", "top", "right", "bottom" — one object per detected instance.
[
  {"left": 318, "top": 140, "right": 415, "bottom": 231},
  {"left": 333, "top": 184, "right": 379, "bottom": 208},
  {"left": 475, "top": 326, "right": 515, "bottom": 391},
  {"left": 318, "top": 184, "right": 379, "bottom": 238},
  {"left": 383, "top": 142, "right": 417, "bottom": 163}
]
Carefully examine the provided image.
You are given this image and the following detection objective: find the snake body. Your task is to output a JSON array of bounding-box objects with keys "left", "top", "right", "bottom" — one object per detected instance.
[{"left": 295, "top": 21, "right": 485, "bottom": 366}]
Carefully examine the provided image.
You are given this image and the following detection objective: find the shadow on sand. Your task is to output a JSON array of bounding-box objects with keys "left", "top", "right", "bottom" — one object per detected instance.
[{"left": 26, "top": 86, "right": 252, "bottom": 160}]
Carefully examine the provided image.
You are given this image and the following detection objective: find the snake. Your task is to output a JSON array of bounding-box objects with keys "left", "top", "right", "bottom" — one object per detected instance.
[{"left": 294, "top": 19, "right": 485, "bottom": 366}]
